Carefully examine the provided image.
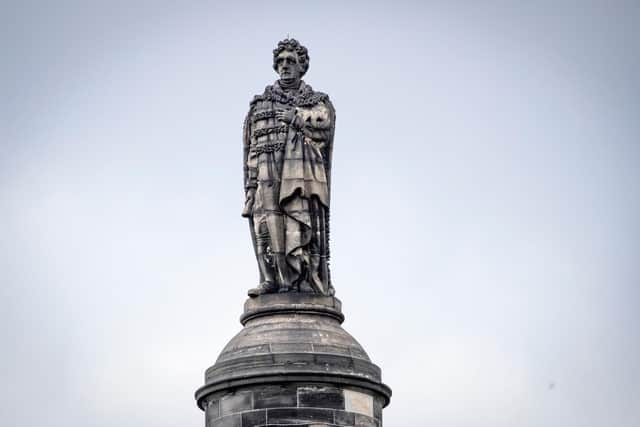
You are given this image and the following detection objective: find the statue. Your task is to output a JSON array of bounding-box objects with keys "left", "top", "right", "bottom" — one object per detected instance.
[{"left": 242, "top": 39, "right": 335, "bottom": 298}]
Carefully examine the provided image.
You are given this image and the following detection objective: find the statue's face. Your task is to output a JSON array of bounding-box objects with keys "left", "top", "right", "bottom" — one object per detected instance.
[{"left": 275, "top": 50, "right": 302, "bottom": 83}]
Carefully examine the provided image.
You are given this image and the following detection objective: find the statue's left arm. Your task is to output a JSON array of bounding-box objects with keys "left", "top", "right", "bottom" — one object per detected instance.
[{"left": 294, "top": 98, "right": 335, "bottom": 192}]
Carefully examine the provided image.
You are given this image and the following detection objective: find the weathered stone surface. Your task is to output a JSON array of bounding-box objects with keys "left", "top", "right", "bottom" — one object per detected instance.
[
  {"left": 373, "top": 393, "right": 383, "bottom": 420},
  {"left": 198, "top": 382, "right": 385, "bottom": 427},
  {"left": 344, "top": 389, "right": 374, "bottom": 417},
  {"left": 196, "top": 293, "right": 390, "bottom": 426},
  {"left": 205, "top": 398, "right": 219, "bottom": 423},
  {"left": 298, "top": 385, "right": 344, "bottom": 409},
  {"left": 220, "top": 392, "right": 252, "bottom": 416},
  {"left": 335, "top": 410, "right": 356, "bottom": 425},
  {"left": 253, "top": 384, "right": 298, "bottom": 408},
  {"left": 267, "top": 407, "right": 335, "bottom": 424},
  {"left": 241, "top": 292, "right": 344, "bottom": 324},
  {"left": 197, "top": 295, "right": 389, "bottom": 405},
  {"left": 241, "top": 410, "right": 266, "bottom": 426},
  {"left": 210, "top": 414, "right": 241, "bottom": 427},
  {"left": 355, "top": 413, "right": 379, "bottom": 427}
]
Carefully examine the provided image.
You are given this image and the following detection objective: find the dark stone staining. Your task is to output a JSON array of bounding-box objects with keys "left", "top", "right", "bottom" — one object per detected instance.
[
  {"left": 298, "top": 385, "right": 344, "bottom": 410},
  {"left": 335, "top": 410, "right": 356, "bottom": 426},
  {"left": 373, "top": 396, "right": 383, "bottom": 420},
  {"left": 241, "top": 409, "right": 267, "bottom": 426},
  {"left": 220, "top": 392, "right": 252, "bottom": 416},
  {"left": 254, "top": 384, "right": 297, "bottom": 408},
  {"left": 211, "top": 414, "right": 242, "bottom": 427},
  {"left": 355, "top": 414, "right": 378, "bottom": 427},
  {"left": 314, "top": 353, "right": 353, "bottom": 370},
  {"left": 267, "top": 407, "right": 335, "bottom": 425},
  {"left": 205, "top": 399, "right": 220, "bottom": 426}
]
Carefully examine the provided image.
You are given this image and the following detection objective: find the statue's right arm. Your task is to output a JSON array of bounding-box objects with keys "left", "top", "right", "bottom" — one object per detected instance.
[{"left": 242, "top": 110, "right": 257, "bottom": 217}]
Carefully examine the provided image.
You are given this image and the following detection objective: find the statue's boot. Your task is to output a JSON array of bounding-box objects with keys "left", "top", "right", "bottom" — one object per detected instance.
[
  {"left": 248, "top": 281, "right": 278, "bottom": 297},
  {"left": 247, "top": 253, "right": 278, "bottom": 297},
  {"left": 273, "top": 253, "right": 292, "bottom": 293}
]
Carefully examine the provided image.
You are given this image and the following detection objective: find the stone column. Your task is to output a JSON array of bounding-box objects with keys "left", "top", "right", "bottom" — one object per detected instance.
[{"left": 195, "top": 294, "right": 391, "bottom": 426}]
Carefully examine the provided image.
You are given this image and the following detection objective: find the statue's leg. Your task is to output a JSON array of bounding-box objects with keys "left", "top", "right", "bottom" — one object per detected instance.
[
  {"left": 248, "top": 218, "right": 278, "bottom": 297},
  {"left": 319, "top": 204, "right": 334, "bottom": 296},
  {"left": 266, "top": 213, "right": 291, "bottom": 292},
  {"left": 307, "top": 197, "right": 327, "bottom": 295},
  {"left": 308, "top": 212, "right": 324, "bottom": 294},
  {"left": 256, "top": 221, "right": 276, "bottom": 285},
  {"left": 308, "top": 253, "right": 324, "bottom": 294},
  {"left": 248, "top": 217, "right": 265, "bottom": 285}
]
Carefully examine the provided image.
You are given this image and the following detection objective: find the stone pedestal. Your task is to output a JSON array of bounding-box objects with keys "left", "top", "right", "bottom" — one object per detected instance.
[{"left": 195, "top": 293, "right": 391, "bottom": 426}]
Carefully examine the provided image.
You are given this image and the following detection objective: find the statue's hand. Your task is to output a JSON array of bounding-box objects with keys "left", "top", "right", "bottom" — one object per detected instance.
[
  {"left": 241, "top": 188, "right": 256, "bottom": 218},
  {"left": 275, "top": 107, "right": 296, "bottom": 124}
]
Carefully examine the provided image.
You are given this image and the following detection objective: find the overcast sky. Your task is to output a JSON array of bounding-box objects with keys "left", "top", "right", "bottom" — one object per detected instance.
[{"left": 2, "top": 1, "right": 639, "bottom": 426}]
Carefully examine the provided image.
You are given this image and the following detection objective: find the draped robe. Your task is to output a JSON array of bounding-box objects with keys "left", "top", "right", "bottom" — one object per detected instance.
[{"left": 243, "top": 81, "right": 335, "bottom": 294}]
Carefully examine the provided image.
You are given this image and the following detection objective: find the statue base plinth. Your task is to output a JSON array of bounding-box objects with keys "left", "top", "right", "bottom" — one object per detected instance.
[
  {"left": 195, "top": 293, "right": 391, "bottom": 426},
  {"left": 240, "top": 292, "right": 344, "bottom": 324}
]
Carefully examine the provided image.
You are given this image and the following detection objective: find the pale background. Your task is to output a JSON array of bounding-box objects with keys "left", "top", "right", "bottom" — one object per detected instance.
[{"left": 2, "top": 1, "right": 639, "bottom": 426}]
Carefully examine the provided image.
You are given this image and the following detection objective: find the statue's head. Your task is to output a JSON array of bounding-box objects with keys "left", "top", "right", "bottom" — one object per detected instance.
[{"left": 273, "top": 38, "right": 309, "bottom": 84}]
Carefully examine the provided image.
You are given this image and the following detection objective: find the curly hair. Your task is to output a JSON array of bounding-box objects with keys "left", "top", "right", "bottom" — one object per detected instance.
[{"left": 272, "top": 38, "right": 309, "bottom": 77}]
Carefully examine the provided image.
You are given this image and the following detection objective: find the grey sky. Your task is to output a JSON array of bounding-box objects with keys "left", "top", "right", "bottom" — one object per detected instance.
[{"left": 2, "top": 1, "right": 639, "bottom": 426}]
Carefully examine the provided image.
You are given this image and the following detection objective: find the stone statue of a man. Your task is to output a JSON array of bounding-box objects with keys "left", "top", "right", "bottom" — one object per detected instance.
[{"left": 242, "top": 39, "right": 335, "bottom": 298}]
